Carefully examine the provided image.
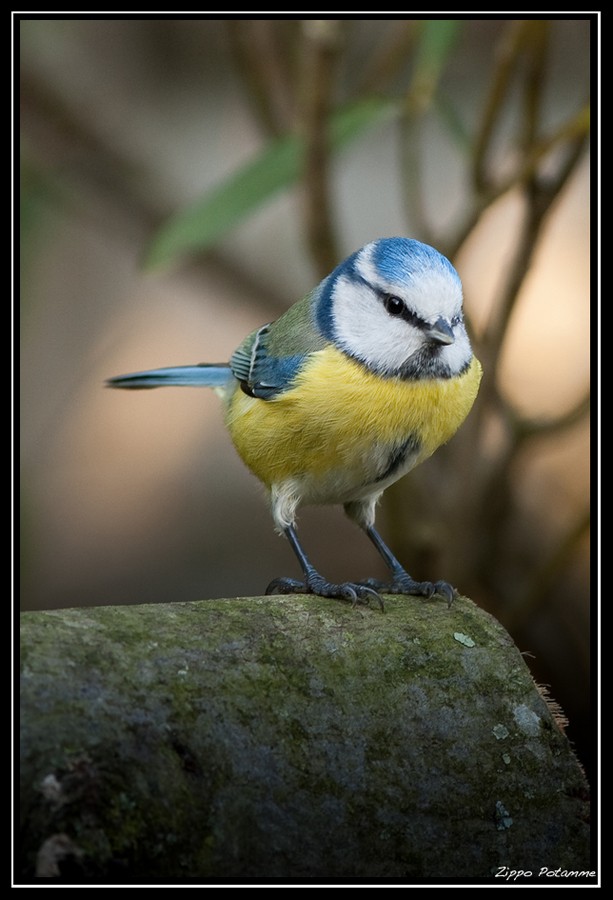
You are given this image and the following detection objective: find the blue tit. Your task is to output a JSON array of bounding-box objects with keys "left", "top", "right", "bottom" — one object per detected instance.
[{"left": 108, "top": 237, "right": 482, "bottom": 608}]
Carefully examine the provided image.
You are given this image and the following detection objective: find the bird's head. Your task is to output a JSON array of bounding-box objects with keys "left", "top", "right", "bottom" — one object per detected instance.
[{"left": 315, "top": 237, "right": 473, "bottom": 379}]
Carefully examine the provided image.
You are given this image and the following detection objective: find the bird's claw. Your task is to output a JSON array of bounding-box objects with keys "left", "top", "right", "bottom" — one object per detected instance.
[
  {"left": 265, "top": 577, "right": 305, "bottom": 595},
  {"left": 265, "top": 576, "right": 384, "bottom": 610},
  {"left": 431, "top": 580, "right": 457, "bottom": 607},
  {"left": 265, "top": 571, "right": 455, "bottom": 610},
  {"left": 358, "top": 576, "right": 457, "bottom": 607}
]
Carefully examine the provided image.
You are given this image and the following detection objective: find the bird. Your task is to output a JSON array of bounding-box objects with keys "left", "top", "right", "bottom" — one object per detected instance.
[{"left": 107, "top": 237, "right": 482, "bottom": 608}]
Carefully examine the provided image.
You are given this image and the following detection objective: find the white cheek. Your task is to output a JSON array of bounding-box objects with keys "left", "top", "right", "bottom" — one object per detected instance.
[
  {"left": 330, "top": 275, "right": 422, "bottom": 370},
  {"left": 441, "top": 327, "right": 471, "bottom": 372}
]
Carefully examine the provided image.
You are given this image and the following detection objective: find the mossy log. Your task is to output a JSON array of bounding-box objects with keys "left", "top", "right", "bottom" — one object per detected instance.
[{"left": 19, "top": 594, "right": 591, "bottom": 883}]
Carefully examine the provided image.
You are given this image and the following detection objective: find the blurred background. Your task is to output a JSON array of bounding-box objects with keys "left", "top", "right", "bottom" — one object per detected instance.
[{"left": 19, "top": 19, "right": 593, "bottom": 780}]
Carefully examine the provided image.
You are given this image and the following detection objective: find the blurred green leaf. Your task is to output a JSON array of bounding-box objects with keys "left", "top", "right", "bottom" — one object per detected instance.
[
  {"left": 20, "top": 161, "right": 53, "bottom": 247},
  {"left": 407, "top": 19, "right": 461, "bottom": 112},
  {"left": 414, "top": 20, "right": 461, "bottom": 76},
  {"left": 145, "top": 97, "right": 397, "bottom": 269}
]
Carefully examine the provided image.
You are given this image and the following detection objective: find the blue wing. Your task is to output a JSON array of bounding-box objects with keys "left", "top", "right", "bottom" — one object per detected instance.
[
  {"left": 230, "top": 287, "right": 329, "bottom": 400},
  {"left": 230, "top": 325, "right": 308, "bottom": 399}
]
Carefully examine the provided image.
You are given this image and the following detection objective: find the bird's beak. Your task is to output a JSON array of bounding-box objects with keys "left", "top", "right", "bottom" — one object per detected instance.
[{"left": 425, "top": 317, "right": 454, "bottom": 345}]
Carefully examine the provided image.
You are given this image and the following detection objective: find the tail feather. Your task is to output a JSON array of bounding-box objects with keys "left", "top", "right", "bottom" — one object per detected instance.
[{"left": 106, "top": 364, "right": 233, "bottom": 390}]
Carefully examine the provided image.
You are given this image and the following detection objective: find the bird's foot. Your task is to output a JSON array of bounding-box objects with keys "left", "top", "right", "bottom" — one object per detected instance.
[
  {"left": 265, "top": 575, "right": 384, "bottom": 610},
  {"left": 359, "top": 576, "right": 457, "bottom": 607}
]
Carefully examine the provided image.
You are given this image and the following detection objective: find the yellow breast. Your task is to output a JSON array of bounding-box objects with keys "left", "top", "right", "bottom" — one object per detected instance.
[{"left": 225, "top": 346, "right": 482, "bottom": 493}]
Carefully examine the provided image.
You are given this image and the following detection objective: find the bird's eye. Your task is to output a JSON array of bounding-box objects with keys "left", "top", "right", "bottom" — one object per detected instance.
[{"left": 384, "top": 295, "right": 405, "bottom": 317}]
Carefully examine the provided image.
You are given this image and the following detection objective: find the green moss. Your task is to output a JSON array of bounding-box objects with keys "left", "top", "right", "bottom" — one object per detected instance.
[{"left": 19, "top": 595, "right": 591, "bottom": 881}]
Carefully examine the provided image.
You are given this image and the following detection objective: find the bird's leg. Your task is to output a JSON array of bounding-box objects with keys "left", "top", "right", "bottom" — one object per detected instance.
[
  {"left": 265, "top": 525, "right": 384, "bottom": 609},
  {"left": 361, "top": 525, "right": 457, "bottom": 607}
]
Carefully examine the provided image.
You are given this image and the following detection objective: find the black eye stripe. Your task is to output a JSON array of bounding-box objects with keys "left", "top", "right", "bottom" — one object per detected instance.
[
  {"left": 381, "top": 293, "right": 462, "bottom": 331},
  {"left": 382, "top": 293, "right": 423, "bottom": 328}
]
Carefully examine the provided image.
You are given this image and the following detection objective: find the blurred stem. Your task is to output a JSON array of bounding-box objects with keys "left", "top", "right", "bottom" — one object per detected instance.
[
  {"left": 519, "top": 21, "right": 550, "bottom": 153},
  {"left": 468, "top": 382, "right": 589, "bottom": 600},
  {"left": 472, "top": 20, "right": 534, "bottom": 192},
  {"left": 504, "top": 509, "right": 590, "bottom": 630},
  {"left": 226, "top": 20, "right": 297, "bottom": 137},
  {"left": 459, "top": 20, "right": 551, "bottom": 260},
  {"left": 496, "top": 104, "right": 590, "bottom": 199},
  {"left": 482, "top": 126, "right": 589, "bottom": 358},
  {"left": 399, "top": 20, "right": 460, "bottom": 243},
  {"left": 515, "top": 391, "right": 591, "bottom": 441},
  {"left": 473, "top": 386, "right": 590, "bottom": 550},
  {"left": 475, "top": 20, "right": 589, "bottom": 405},
  {"left": 459, "top": 19, "right": 587, "bottom": 263},
  {"left": 446, "top": 101, "right": 590, "bottom": 262},
  {"left": 458, "top": 105, "right": 588, "bottom": 595},
  {"left": 358, "top": 21, "right": 416, "bottom": 95},
  {"left": 298, "top": 19, "right": 344, "bottom": 277}
]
